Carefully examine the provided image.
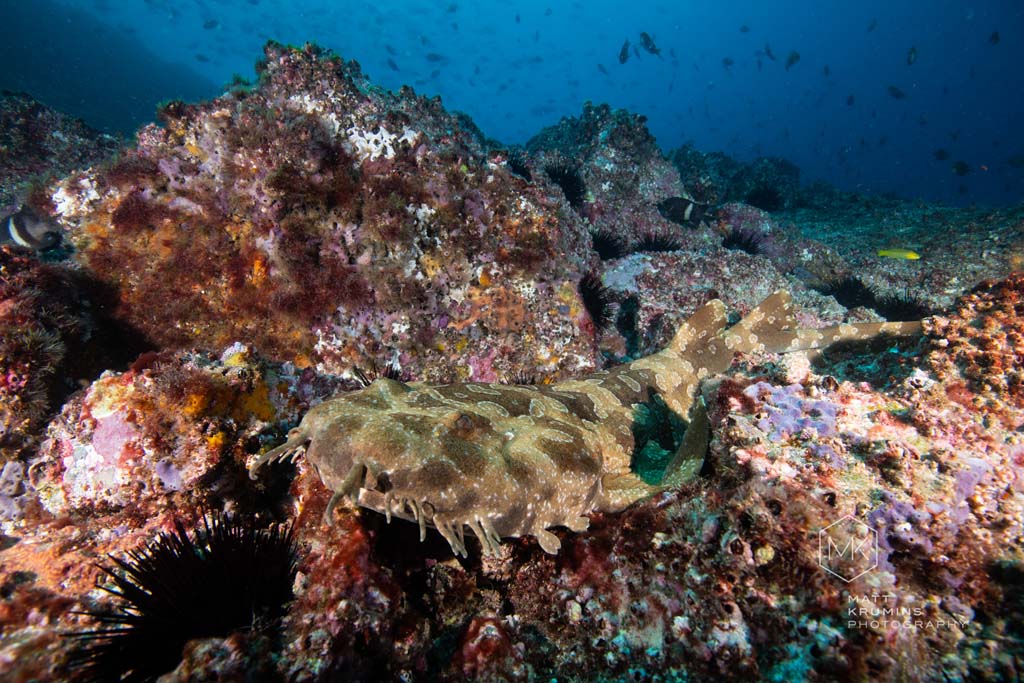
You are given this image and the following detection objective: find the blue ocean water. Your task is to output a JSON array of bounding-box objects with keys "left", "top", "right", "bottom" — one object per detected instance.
[{"left": 2, "top": 0, "right": 1022, "bottom": 207}]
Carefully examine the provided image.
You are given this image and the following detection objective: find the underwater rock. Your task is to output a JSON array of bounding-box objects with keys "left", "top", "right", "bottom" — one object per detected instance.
[
  {"left": 667, "top": 144, "right": 801, "bottom": 213},
  {"left": 31, "top": 344, "right": 346, "bottom": 517},
  {"left": 0, "top": 92, "right": 121, "bottom": 214},
  {"left": 49, "top": 42, "right": 597, "bottom": 383},
  {"left": 0, "top": 246, "right": 104, "bottom": 464},
  {"left": 926, "top": 272, "right": 1024, "bottom": 424},
  {"left": 526, "top": 102, "right": 704, "bottom": 254}
]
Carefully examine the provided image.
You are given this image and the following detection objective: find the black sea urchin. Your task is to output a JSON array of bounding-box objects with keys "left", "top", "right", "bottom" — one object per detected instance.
[
  {"left": 68, "top": 513, "right": 298, "bottom": 682},
  {"left": 590, "top": 229, "right": 627, "bottom": 260},
  {"left": 579, "top": 272, "right": 615, "bottom": 330},
  {"left": 722, "top": 226, "right": 765, "bottom": 255},
  {"left": 353, "top": 361, "right": 407, "bottom": 387},
  {"left": 818, "top": 275, "right": 877, "bottom": 310},
  {"left": 543, "top": 161, "right": 586, "bottom": 210},
  {"left": 873, "top": 288, "right": 934, "bottom": 321},
  {"left": 633, "top": 232, "right": 683, "bottom": 253}
]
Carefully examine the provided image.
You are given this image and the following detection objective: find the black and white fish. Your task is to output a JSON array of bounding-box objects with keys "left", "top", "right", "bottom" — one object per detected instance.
[{"left": 3, "top": 207, "right": 61, "bottom": 251}]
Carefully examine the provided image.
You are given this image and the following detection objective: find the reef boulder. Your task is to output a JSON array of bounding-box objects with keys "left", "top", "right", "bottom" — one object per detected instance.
[{"left": 47, "top": 42, "right": 597, "bottom": 383}]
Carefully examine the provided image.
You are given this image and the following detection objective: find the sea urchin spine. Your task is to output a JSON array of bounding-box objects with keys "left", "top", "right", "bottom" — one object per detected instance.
[{"left": 67, "top": 513, "right": 298, "bottom": 682}]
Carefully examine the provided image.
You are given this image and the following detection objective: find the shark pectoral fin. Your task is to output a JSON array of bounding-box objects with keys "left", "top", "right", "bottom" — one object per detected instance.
[
  {"left": 599, "top": 471, "right": 660, "bottom": 512},
  {"left": 661, "top": 397, "right": 710, "bottom": 489}
]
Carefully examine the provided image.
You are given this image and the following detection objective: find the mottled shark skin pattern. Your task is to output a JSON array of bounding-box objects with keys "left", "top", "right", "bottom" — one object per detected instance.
[{"left": 250, "top": 291, "right": 922, "bottom": 556}]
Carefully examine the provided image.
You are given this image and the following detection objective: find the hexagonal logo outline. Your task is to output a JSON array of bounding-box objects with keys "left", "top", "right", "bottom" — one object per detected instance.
[{"left": 818, "top": 515, "right": 878, "bottom": 582}]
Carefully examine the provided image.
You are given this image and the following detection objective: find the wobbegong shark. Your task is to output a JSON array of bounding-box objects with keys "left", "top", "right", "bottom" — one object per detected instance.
[{"left": 250, "top": 291, "right": 921, "bottom": 556}]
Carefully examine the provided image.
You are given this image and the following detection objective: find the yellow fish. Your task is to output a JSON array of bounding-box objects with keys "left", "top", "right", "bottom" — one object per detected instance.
[{"left": 877, "top": 248, "right": 920, "bottom": 260}]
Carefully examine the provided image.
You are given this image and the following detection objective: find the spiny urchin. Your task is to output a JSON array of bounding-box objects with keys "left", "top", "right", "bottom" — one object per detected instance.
[
  {"left": 818, "top": 276, "right": 933, "bottom": 321},
  {"left": 873, "top": 288, "right": 934, "bottom": 321},
  {"left": 543, "top": 161, "right": 586, "bottom": 210},
  {"left": 67, "top": 513, "right": 298, "bottom": 682},
  {"left": 818, "top": 275, "right": 877, "bottom": 310},
  {"left": 633, "top": 232, "right": 683, "bottom": 253},
  {"left": 590, "top": 229, "right": 627, "bottom": 260},
  {"left": 353, "top": 361, "right": 407, "bottom": 386},
  {"left": 721, "top": 226, "right": 765, "bottom": 255},
  {"left": 579, "top": 272, "right": 615, "bottom": 330}
]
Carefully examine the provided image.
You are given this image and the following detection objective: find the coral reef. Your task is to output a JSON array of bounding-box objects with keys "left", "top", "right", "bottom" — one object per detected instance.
[{"left": 0, "top": 41, "right": 1022, "bottom": 682}]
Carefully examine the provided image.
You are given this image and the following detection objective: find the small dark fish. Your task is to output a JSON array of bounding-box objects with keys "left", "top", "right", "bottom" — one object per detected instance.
[
  {"left": 846, "top": 94, "right": 855, "bottom": 105},
  {"left": 907, "top": 46, "right": 917, "bottom": 65},
  {"left": 3, "top": 206, "right": 61, "bottom": 251},
  {"left": 545, "top": 7, "right": 552, "bottom": 15},
  {"left": 952, "top": 161, "right": 970, "bottom": 176},
  {"left": 447, "top": 3, "right": 457, "bottom": 12},
  {"left": 639, "top": 32, "right": 661, "bottom": 56},
  {"left": 989, "top": 31, "right": 1000, "bottom": 45},
  {"left": 950, "top": 129, "right": 961, "bottom": 141},
  {"left": 722, "top": 57, "right": 734, "bottom": 69},
  {"left": 385, "top": 44, "right": 397, "bottom": 55},
  {"left": 430, "top": 69, "right": 440, "bottom": 78},
  {"left": 740, "top": 25, "right": 750, "bottom": 33},
  {"left": 597, "top": 63, "right": 609, "bottom": 75},
  {"left": 425, "top": 52, "right": 446, "bottom": 62},
  {"left": 867, "top": 18, "right": 878, "bottom": 32},
  {"left": 823, "top": 64, "right": 830, "bottom": 77},
  {"left": 918, "top": 115, "right": 928, "bottom": 126},
  {"left": 1006, "top": 154, "right": 1024, "bottom": 168},
  {"left": 619, "top": 39, "right": 630, "bottom": 64},
  {"left": 202, "top": 19, "right": 219, "bottom": 30},
  {"left": 764, "top": 43, "right": 776, "bottom": 61},
  {"left": 934, "top": 148, "right": 950, "bottom": 160},
  {"left": 784, "top": 51, "right": 800, "bottom": 70},
  {"left": 887, "top": 85, "right": 906, "bottom": 99},
  {"left": 387, "top": 58, "right": 399, "bottom": 71},
  {"left": 420, "top": 35, "right": 432, "bottom": 46},
  {"left": 878, "top": 135, "right": 888, "bottom": 146},
  {"left": 515, "top": 13, "right": 520, "bottom": 23},
  {"left": 195, "top": 53, "right": 210, "bottom": 63}
]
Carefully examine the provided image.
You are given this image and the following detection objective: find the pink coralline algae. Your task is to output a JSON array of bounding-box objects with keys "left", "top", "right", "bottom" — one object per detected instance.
[{"left": 47, "top": 42, "right": 597, "bottom": 383}]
